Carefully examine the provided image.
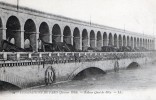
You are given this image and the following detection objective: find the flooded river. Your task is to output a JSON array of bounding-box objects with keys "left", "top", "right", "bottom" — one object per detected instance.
[
  {"left": 32, "top": 62, "right": 156, "bottom": 91},
  {"left": 1, "top": 62, "right": 156, "bottom": 100}
]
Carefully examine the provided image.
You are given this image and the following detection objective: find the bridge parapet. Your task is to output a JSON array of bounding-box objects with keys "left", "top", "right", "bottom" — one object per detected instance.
[{"left": 0, "top": 52, "right": 154, "bottom": 63}]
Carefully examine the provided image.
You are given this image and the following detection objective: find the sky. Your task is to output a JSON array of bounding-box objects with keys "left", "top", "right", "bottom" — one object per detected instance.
[{"left": 0, "top": 0, "right": 156, "bottom": 36}]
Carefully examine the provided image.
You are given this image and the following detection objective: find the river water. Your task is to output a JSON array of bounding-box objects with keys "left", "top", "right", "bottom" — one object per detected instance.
[
  {"left": 33, "top": 62, "right": 156, "bottom": 91},
  {"left": 2, "top": 62, "right": 156, "bottom": 100}
]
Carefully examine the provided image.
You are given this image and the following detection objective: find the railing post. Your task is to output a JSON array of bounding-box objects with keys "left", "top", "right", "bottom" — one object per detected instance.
[
  {"left": 17, "top": 53, "right": 20, "bottom": 60},
  {"left": 3, "top": 52, "right": 7, "bottom": 60},
  {"left": 39, "top": 53, "right": 42, "bottom": 58},
  {"left": 28, "top": 53, "right": 31, "bottom": 59},
  {"left": 48, "top": 53, "right": 51, "bottom": 57}
]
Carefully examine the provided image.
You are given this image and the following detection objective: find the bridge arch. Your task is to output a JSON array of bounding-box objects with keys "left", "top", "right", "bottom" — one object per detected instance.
[
  {"left": 137, "top": 38, "right": 139, "bottom": 48},
  {"left": 24, "top": 19, "right": 37, "bottom": 51},
  {"left": 140, "top": 38, "right": 143, "bottom": 47},
  {"left": 149, "top": 40, "right": 151, "bottom": 50},
  {"left": 148, "top": 39, "right": 150, "bottom": 49},
  {"left": 103, "top": 32, "right": 107, "bottom": 46},
  {"left": 72, "top": 67, "right": 106, "bottom": 80},
  {"left": 123, "top": 35, "right": 126, "bottom": 46},
  {"left": 119, "top": 34, "right": 122, "bottom": 47},
  {"left": 39, "top": 22, "right": 50, "bottom": 51},
  {"left": 52, "top": 24, "right": 61, "bottom": 42},
  {"left": 150, "top": 40, "right": 152, "bottom": 50},
  {"left": 131, "top": 37, "right": 133, "bottom": 48},
  {"left": 63, "top": 26, "right": 72, "bottom": 44},
  {"left": 39, "top": 22, "right": 50, "bottom": 43},
  {"left": 127, "top": 62, "right": 140, "bottom": 69},
  {"left": 97, "top": 31, "right": 102, "bottom": 50},
  {"left": 114, "top": 34, "right": 117, "bottom": 47},
  {"left": 6, "top": 16, "right": 21, "bottom": 47},
  {"left": 147, "top": 39, "right": 148, "bottom": 49},
  {"left": 0, "top": 17, "right": 3, "bottom": 50},
  {"left": 108, "top": 33, "right": 113, "bottom": 46},
  {"left": 143, "top": 39, "right": 145, "bottom": 48},
  {"left": 0, "top": 81, "right": 21, "bottom": 91},
  {"left": 73, "top": 27, "right": 80, "bottom": 50},
  {"left": 127, "top": 36, "right": 130, "bottom": 46},
  {"left": 0, "top": 17, "right": 3, "bottom": 28},
  {"left": 151, "top": 40, "right": 153, "bottom": 50},
  {"left": 145, "top": 39, "right": 147, "bottom": 49},
  {"left": 152, "top": 40, "right": 154, "bottom": 50},
  {"left": 82, "top": 29, "right": 88, "bottom": 51},
  {"left": 134, "top": 37, "right": 136, "bottom": 48},
  {"left": 90, "top": 30, "right": 95, "bottom": 49}
]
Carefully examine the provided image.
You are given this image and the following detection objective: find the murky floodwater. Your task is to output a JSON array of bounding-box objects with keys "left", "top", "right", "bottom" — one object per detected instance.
[{"left": 32, "top": 62, "right": 156, "bottom": 91}]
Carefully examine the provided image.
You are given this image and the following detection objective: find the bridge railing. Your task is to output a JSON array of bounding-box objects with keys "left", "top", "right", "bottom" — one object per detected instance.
[{"left": 0, "top": 51, "right": 154, "bottom": 62}]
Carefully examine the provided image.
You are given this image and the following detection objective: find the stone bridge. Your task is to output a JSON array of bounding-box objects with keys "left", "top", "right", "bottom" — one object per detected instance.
[{"left": 0, "top": 52, "right": 155, "bottom": 89}]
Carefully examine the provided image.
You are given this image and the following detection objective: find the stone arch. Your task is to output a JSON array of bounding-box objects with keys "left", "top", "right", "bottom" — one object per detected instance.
[
  {"left": 63, "top": 26, "right": 72, "bottom": 44},
  {"left": 0, "top": 17, "right": 3, "bottom": 50},
  {"left": 149, "top": 40, "right": 151, "bottom": 50},
  {"left": 119, "top": 35, "right": 122, "bottom": 47},
  {"left": 127, "top": 36, "right": 130, "bottom": 46},
  {"left": 97, "top": 31, "right": 102, "bottom": 50},
  {"left": 39, "top": 22, "right": 50, "bottom": 43},
  {"left": 152, "top": 40, "right": 154, "bottom": 50},
  {"left": 73, "top": 27, "right": 80, "bottom": 50},
  {"left": 145, "top": 39, "right": 147, "bottom": 49},
  {"left": 148, "top": 39, "right": 150, "bottom": 49},
  {"left": 134, "top": 37, "right": 136, "bottom": 48},
  {"left": 114, "top": 34, "right": 117, "bottom": 47},
  {"left": 103, "top": 32, "right": 107, "bottom": 46},
  {"left": 0, "top": 81, "right": 21, "bottom": 90},
  {"left": 123, "top": 35, "right": 126, "bottom": 46},
  {"left": 140, "top": 38, "right": 143, "bottom": 47},
  {"left": 39, "top": 22, "right": 50, "bottom": 51},
  {"left": 24, "top": 19, "right": 37, "bottom": 51},
  {"left": 127, "top": 62, "right": 140, "bottom": 69},
  {"left": 82, "top": 29, "right": 88, "bottom": 51},
  {"left": 72, "top": 67, "right": 106, "bottom": 80},
  {"left": 143, "top": 39, "right": 145, "bottom": 48},
  {"left": 137, "top": 38, "right": 139, "bottom": 48},
  {"left": 150, "top": 40, "right": 153, "bottom": 50},
  {"left": 108, "top": 33, "right": 113, "bottom": 46},
  {"left": 131, "top": 37, "right": 133, "bottom": 48},
  {"left": 90, "top": 30, "right": 95, "bottom": 48},
  {"left": 6, "top": 16, "right": 21, "bottom": 48},
  {"left": 52, "top": 24, "right": 61, "bottom": 42}
]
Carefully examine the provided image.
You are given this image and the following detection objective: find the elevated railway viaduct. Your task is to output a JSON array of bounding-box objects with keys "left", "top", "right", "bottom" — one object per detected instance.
[
  {"left": 0, "top": 2, "right": 156, "bottom": 89},
  {"left": 0, "top": 2, "right": 155, "bottom": 52}
]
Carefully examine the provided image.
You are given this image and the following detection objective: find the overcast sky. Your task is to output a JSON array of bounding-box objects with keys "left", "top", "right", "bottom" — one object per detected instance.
[{"left": 0, "top": 0, "right": 156, "bottom": 36}]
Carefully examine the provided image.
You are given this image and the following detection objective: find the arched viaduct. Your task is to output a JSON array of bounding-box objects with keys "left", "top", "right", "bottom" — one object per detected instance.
[
  {"left": 0, "top": 2, "right": 155, "bottom": 52},
  {"left": 0, "top": 2, "right": 156, "bottom": 90}
]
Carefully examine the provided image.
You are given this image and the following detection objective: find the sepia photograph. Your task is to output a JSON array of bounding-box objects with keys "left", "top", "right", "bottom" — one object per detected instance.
[{"left": 0, "top": 0, "right": 156, "bottom": 100}]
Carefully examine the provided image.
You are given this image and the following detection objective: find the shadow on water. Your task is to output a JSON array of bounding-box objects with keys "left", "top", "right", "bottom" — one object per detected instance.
[
  {"left": 0, "top": 81, "right": 21, "bottom": 92},
  {"left": 73, "top": 67, "right": 106, "bottom": 80}
]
